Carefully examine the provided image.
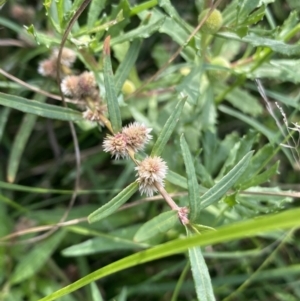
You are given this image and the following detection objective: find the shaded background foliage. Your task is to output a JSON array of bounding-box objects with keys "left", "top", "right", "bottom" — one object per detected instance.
[{"left": 0, "top": 0, "right": 300, "bottom": 300}]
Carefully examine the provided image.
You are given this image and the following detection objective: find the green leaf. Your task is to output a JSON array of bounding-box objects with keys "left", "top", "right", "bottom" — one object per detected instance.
[
  {"left": 134, "top": 210, "right": 179, "bottom": 242},
  {"left": 26, "top": 24, "right": 61, "bottom": 47},
  {"left": 218, "top": 105, "right": 276, "bottom": 142},
  {"left": 62, "top": 235, "right": 144, "bottom": 256},
  {"left": 217, "top": 31, "right": 300, "bottom": 56},
  {"left": 95, "top": 16, "right": 166, "bottom": 52},
  {"left": 236, "top": 0, "right": 260, "bottom": 24},
  {"left": 115, "top": 39, "right": 141, "bottom": 94},
  {"left": 180, "top": 135, "right": 200, "bottom": 222},
  {"left": 225, "top": 87, "right": 263, "bottom": 116},
  {"left": 88, "top": 182, "right": 138, "bottom": 223},
  {"left": 0, "top": 92, "right": 83, "bottom": 121},
  {"left": 87, "top": 0, "right": 107, "bottom": 29},
  {"left": 237, "top": 144, "right": 276, "bottom": 185},
  {"left": 0, "top": 107, "right": 10, "bottom": 142},
  {"left": 166, "top": 170, "right": 188, "bottom": 189},
  {"left": 200, "top": 151, "right": 253, "bottom": 210},
  {"left": 235, "top": 144, "right": 274, "bottom": 187},
  {"left": 187, "top": 228, "right": 215, "bottom": 301},
  {"left": 238, "top": 162, "right": 280, "bottom": 190},
  {"left": 151, "top": 97, "right": 186, "bottom": 156},
  {"left": 7, "top": 113, "right": 37, "bottom": 183},
  {"left": 103, "top": 36, "right": 122, "bottom": 133},
  {"left": 37, "top": 207, "right": 300, "bottom": 301},
  {"left": 10, "top": 230, "right": 66, "bottom": 284}
]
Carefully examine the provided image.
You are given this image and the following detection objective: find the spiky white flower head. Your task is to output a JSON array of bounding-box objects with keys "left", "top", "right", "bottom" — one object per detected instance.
[
  {"left": 135, "top": 156, "right": 168, "bottom": 197},
  {"left": 122, "top": 122, "right": 152, "bottom": 152},
  {"left": 38, "top": 58, "right": 57, "bottom": 78},
  {"left": 103, "top": 133, "right": 128, "bottom": 159},
  {"left": 61, "top": 75, "right": 80, "bottom": 97},
  {"left": 51, "top": 48, "right": 76, "bottom": 67}
]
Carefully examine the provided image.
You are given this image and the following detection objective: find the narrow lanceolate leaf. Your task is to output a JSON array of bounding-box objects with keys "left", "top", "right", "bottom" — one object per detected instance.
[
  {"left": 115, "top": 39, "right": 141, "bottom": 94},
  {"left": 180, "top": 135, "right": 199, "bottom": 222},
  {"left": 239, "top": 161, "right": 279, "bottom": 190},
  {"left": 134, "top": 210, "right": 179, "bottom": 242},
  {"left": 200, "top": 151, "right": 253, "bottom": 210},
  {"left": 0, "top": 92, "right": 83, "bottom": 121},
  {"left": 62, "top": 235, "right": 144, "bottom": 257},
  {"left": 0, "top": 107, "right": 10, "bottom": 142},
  {"left": 151, "top": 97, "right": 187, "bottom": 157},
  {"left": 7, "top": 113, "right": 37, "bottom": 183},
  {"left": 10, "top": 230, "right": 66, "bottom": 284},
  {"left": 217, "top": 32, "right": 300, "bottom": 56},
  {"left": 103, "top": 36, "right": 122, "bottom": 133},
  {"left": 87, "top": 0, "right": 107, "bottom": 29},
  {"left": 37, "top": 207, "right": 300, "bottom": 301},
  {"left": 187, "top": 228, "right": 215, "bottom": 301},
  {"left": 88, "top": 182, "right": 138, "bottom": 223}
]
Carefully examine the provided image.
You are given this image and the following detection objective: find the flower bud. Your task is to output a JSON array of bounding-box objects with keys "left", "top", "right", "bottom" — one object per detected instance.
[
  {"left": 122, "top": 80, "right": 136, "bottom": 95},
  {"left": 207, "top": 56, "right": 230, "bottom": 82},
  {"left": 198, "top": 9, "right": 223, "bottom": 34}
]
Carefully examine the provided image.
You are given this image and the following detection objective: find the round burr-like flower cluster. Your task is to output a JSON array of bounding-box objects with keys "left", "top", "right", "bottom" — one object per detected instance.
[
  {"left": 102, "top": 123, "right": 152, "bottom": 159},
  {"left": 38, "top": 47, "right": 76, "bottom": 78},
  {"left": 61, "top": 71, "right": 98, "bottom": 99},
  {"left": 135, "top": 156, "right": 168, "bottom": 197}
]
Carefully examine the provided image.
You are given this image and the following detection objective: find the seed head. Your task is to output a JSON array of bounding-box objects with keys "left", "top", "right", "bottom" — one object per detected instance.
[
  {"left": 82, "top": 105, "right": 106, "bottom": 125},
  {"left": 61, "top": 75, "right": 80, "bottom": 97},
  {"left": 122, "top": 122, "right": 152, "bottom": 152},
  {"left": 51, "top": 48, "right": 76, "bottom": 67},
  {"left": 78, "top": 71, "right": 97, "bottom": 97},
  {"left": 103, "top": 133, "right": 128, "bottom": 159},
  {"left": 135, "top": 156, "right": 168, "bottom": 197},
  {"left": 38, "top": 58, "right": 57, "bottom": 78}
]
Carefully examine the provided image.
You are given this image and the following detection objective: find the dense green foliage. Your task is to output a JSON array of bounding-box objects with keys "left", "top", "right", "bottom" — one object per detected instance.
[{"left": 0, "top": 0, "right": 300, "bottom": 300}]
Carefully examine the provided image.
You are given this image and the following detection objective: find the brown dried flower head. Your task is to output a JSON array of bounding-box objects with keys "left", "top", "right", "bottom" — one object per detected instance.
[
  {"left": 122, "top": 122, "right": 152, "bottom": 152},
  {"left": 103, "top": 133, "right": 128, "bottom": 159},
  {"left": 135, "top": 156, "right": 168, "bottom": 197},
  {"left": 82, "top": 106, "right": 106, "bottom": 125}
]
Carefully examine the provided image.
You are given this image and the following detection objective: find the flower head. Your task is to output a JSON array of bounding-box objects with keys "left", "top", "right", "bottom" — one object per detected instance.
[
  {"left": 61, "top": 75, "right": 80, "bottom": 97},
  {"left": 122, "top": 122, "right": 152, "bottom": 152},
  {"left": 103, "top": 133, "right": 128, "bottom": 159},
  {"left": 51, "top": 48, "right": 76, "bottom": 67},
  {"left": 38, "top": 58, "right": 57, "bottom": 78},
  {"left": 78, "top": 71, "right": 98, "bottom": 98},
  {"left": 82, "top": 105, "right": 106, "bottom": 125},
  {"left": 135, "top": 156, "right": 168, "bottom": 197}
]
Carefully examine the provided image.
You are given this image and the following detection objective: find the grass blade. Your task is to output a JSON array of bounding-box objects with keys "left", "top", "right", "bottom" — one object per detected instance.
[
  {"left": 37, "top": 207, "right": 300, "bottom": 301},
  {"left": 187, "top": 227, "right": 215, "bottom": 301},
  {"left": 0, "top": 92, "right": 83, "bottom": 121},
  {"left": 7, "top": 113, "right": 37, "bottom": 183},
  {"left": 103, "top": 36, "right": 122, "bottom": 133},
  {"left": 10, "top": 230, "right": 66, "bottom": 284},
  {"left": 0, "top": 107, "right": 10, "bottom": 142}
]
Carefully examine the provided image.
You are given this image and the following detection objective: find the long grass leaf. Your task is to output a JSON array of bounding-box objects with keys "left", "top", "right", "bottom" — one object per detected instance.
[{"left": 37, "top": 207, "right": 300, "bottom": 301}]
